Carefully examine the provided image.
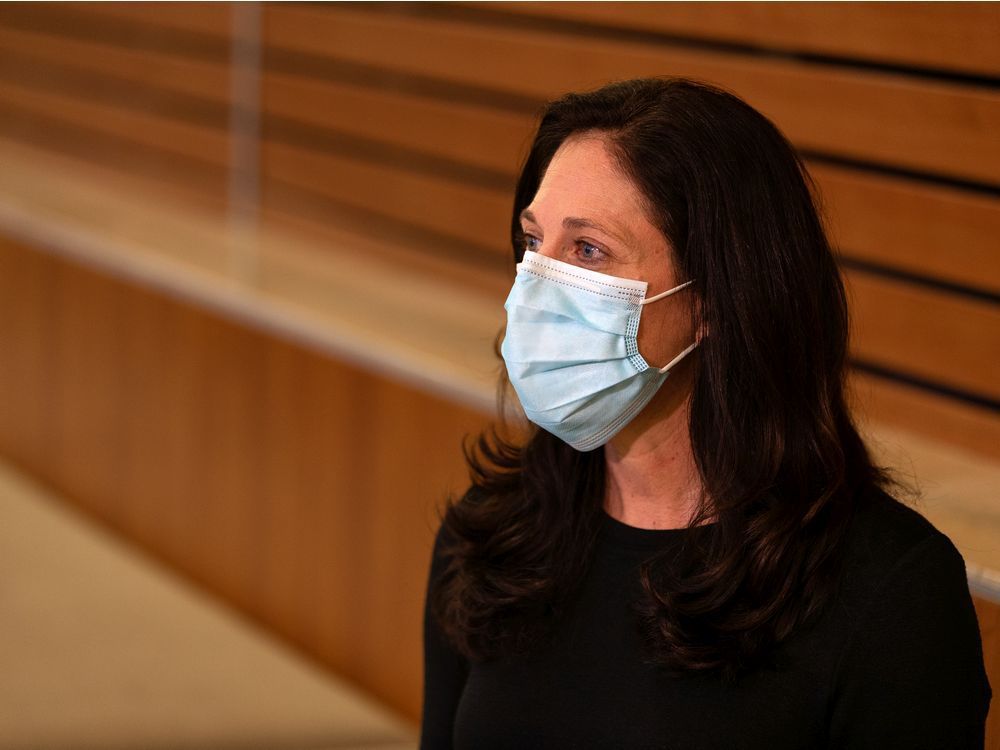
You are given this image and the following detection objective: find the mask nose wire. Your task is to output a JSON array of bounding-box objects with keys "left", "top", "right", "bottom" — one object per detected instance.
[{"left": 640, "top": 278, "right": 694, "bottom": 305}]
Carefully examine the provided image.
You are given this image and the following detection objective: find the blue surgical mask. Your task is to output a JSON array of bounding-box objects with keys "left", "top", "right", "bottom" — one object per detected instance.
[{"left": 501, "top": 250, "right": 696, "bottom": 451}]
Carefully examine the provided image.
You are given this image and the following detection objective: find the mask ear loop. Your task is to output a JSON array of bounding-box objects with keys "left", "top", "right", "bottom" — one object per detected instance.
[
  {"left": 640, "top": 278, "right": 694, "bottom": 305},
  {"left": 638, "top": 279, "right": 698, "bottom": 374},
  {"left": 656, "top": 341, "right": 699, "bottom": 374}
]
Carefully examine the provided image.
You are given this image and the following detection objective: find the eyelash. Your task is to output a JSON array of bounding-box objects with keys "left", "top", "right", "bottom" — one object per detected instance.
[{"left": 522, "top": 234, "right": 541, "bottom": 253}]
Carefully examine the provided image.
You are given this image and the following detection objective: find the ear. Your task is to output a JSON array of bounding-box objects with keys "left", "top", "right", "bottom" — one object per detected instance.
[
  {"left": 696, "top": 318, "right": 709, "bottom": 344},
  {"left": 691, "top": 295, "right": 708, "bottom": 344}
]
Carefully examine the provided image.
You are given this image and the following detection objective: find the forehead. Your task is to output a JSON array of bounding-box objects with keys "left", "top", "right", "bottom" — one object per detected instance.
[{"left": 527, "top": 136, "right": 656, "bottom": 241}]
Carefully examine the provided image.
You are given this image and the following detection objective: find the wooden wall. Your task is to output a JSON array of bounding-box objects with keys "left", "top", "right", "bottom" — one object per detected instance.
[
  {"left": 0, "top": 3, "right": 232, "bottom": 213},
  {"left": 0, "top": 1, "right": 996, "bottom": 456},
  {"left": 0, "top": 233, "right": 490, "bottom": 719},
  {"left": 0, "top": 0, "right": 998, "bottom": 734}
]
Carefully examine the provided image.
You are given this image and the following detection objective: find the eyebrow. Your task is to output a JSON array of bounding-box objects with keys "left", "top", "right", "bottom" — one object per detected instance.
[
  {"left": 563, "top": 216, "right": 630, "bottom": 245},
  {"left": 519, "top": 209, "right": 631, "bottom": 245}
]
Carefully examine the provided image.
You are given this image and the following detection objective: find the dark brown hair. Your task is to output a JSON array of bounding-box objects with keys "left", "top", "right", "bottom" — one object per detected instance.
[{"left": 432, "top": 78, "right": 891, "bottom": 681}]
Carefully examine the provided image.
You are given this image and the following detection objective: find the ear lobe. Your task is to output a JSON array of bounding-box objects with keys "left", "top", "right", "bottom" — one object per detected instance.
[
  {"left": 690, "top": 297, "right": 708, "bottom": 344},
  {"left": 696, "top": 319, "right": 709, "bottom": 344}
]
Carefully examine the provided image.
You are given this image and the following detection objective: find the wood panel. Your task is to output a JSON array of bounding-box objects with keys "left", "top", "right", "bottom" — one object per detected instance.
[
  {"left": 256, "top": 199, "right": 512, "bottom": 301},
  {"left": 488, "top": 2, "right": 1000, "bottom": 77},
  {"left": 0, "top": 115, "right": 229, "bottom": 215},
  {"left": 814, "top": 164, "right": 1000, "bottom": 295},
  {"left": 259, "top": 128, "right": 1000, "bottom": 404},
  {"left": 0, "top": 24, "right": 231, "bottom": 103},
  {"left": 264, "top": 4, "right": 1000, "bottom": 184},
  {"left": 0, "top": 4, "right": 233, "bottom": 215},
  {"left": 0, "top": 78, "right": 228, "bottom": 168},
  {"left": 850, "top": 373, "right": 1000, "bottom": 463},
  {"left": 260, "top": 75, "right": 1000, "bottom": 295},
  {"left": 261, "top": 71, "right": 533, "bottom": 177},
  {"left": 0, "top": 2, "right": 231, "bottom": 47},
  {"left": 261, "top": 140, "right": 510, "bottom": 254},
  {"left": 0, "top": 233, "right": 488, "bottom": 722},
  {"left": 0, "top": 2, "right": 996, "bottom": 729},
  {"left": 974, "top": 596, "right": 1000, "bottom": 749},
  {"left": 10, "top": 58, "right": 993, "bottom": 305},
  {"left": 259, "top": 120, "right": 999, "bottom": 405},
  {"left": 2, "top": 233, "right": 998, "bottom": 730},
  {"left": 46, "top": 252, "right": 127, "bottom": 521},
  {"left": 0, "top": 133, "right": 229, "bottom": 224},
  {"left": 4, "top": 2, "right": 997, "bottom": 298},
  {"left": 79, "top": 1, "right": 233, "bottom": 38},
  {"left": 846, "top": 270, "right": 1000, "bottom": 401},
  {"left": 0, "top": 237, "right": 53, "bottom": 476}
]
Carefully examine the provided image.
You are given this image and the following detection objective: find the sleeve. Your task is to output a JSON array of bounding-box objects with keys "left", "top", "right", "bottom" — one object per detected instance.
[
  {"left": 828, "top": 532, "right": 993, "bottom": 749},
  {"left": 420, "top": 519, "right": 470, "bottom": 750}
]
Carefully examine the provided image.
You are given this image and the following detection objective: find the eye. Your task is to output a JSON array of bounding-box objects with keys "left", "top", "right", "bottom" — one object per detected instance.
[
  {"left": 522, "top": 234, "right": 542, "bottom": 253},
  {"left": 575, "top": 241, "right": 606, "bottom": 265}
]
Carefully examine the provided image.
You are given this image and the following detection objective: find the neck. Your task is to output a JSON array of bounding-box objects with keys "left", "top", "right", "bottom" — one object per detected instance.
[{"left": 603, "top": 362, "right": 703, "bottom": 530}]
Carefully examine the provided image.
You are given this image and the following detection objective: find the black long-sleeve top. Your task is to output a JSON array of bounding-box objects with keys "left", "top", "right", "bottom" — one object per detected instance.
[{"left": 421, "top": 488, "right": 992, "bottom": 749}]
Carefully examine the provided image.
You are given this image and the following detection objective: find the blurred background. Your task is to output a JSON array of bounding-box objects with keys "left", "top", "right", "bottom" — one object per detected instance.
[{"left": 0, "top": 2, "right": 997, "bottom": 748}]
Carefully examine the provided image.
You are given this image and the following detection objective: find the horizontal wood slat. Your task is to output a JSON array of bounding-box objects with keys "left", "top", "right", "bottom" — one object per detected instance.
[
  {"left": 0, "top": 134, "right": 229, "bottom": 220},
  {"left": 488, "top": 2, "right": 1000, "bottom": 77},
  {"left": 261, "top": 71, "right": 532, "bottom": 177},
  {"left": 847, "top": 270, "right": 1000, "bottom": 401},
  {"left": 813, "top": 164, "right": 1000, "bottom": 295},
  {"left": 0, "top": 2, "right": 232, "bottom": 63},
  {"left": 257, "top": 202, "right": 512, "bottom": 302},
  {"left": 850, "top": 373, "right": 1000, "bottom": 463},
  {"left": 0, "top": 118, "right": 229, "bottom": 212},
  {"left": 0, "top": 78, "right": 229, "bottom": 169},
  {"left": 0, "top": 24, "right": 231, "bottom": 104},
  {"left": 75, "top": 1, "right": 233, "bottom": 38},
  {"left": 0, "top": 2, "right": 230, "bottom": 52},
  {"left": 264, "top": 5, "right": 1000, "bottom": 184},
  {"left": 261, "top": 141, "right": 510, "bottom": 254}
]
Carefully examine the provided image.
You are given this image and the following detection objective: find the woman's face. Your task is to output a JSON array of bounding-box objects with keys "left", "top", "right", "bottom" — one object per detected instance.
[{"left": 518, "top": 135, "right": 697, "bottom": 373}]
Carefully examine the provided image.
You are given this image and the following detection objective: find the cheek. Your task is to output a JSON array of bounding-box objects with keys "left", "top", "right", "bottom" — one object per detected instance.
[{"left": 636, "top": 301, "right": 696, "bottom": 368}]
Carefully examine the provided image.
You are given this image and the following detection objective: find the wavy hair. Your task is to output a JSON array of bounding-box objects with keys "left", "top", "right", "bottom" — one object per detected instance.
[{"left": 431, "top": 78, "right": 892, "bottom": 680}]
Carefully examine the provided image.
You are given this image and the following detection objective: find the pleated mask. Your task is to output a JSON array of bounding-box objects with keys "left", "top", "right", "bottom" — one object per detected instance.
[{"left": 500, "top": 250, "right": 696, "bottom": 451}]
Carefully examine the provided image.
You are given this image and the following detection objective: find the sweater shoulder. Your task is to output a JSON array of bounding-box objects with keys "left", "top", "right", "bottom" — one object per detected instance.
[
  {"left": 851, "top": 485, "right": 947, "bottom": 553},
  {"left": 839, "top": 485, "right": 965, "bottom": 600}
]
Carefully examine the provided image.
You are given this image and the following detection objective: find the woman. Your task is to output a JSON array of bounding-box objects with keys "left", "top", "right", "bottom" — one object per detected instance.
[{"left": 421, "top": 78, "right": 991, "bottom": 749}]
